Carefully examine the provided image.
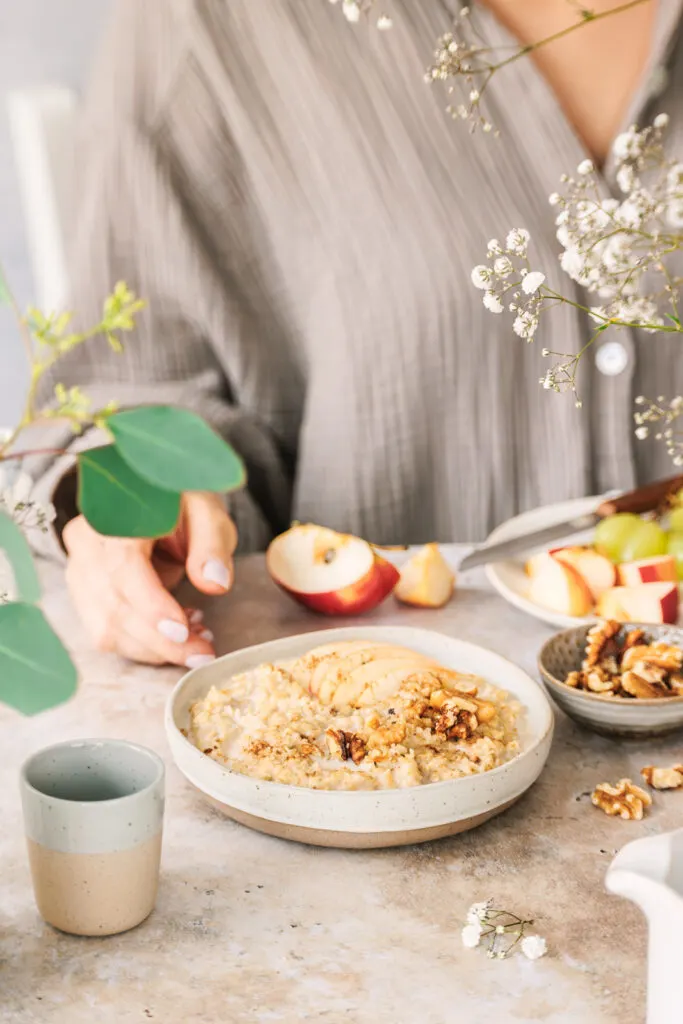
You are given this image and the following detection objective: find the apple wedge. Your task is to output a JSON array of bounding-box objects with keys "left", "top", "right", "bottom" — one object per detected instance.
[
  {"left": 394, "top": 543, "right": 456, "bottom": 609},
  {"left": 618, "top": 555, "right": 678, "bottom": 587},
  {"left": 596, "top": 582, "right": 679, "bottom": 624},
  {"left": 551, "top": 547, "right": 617, "bottom": 600},
  {"left": 266, "top": 523, "right": 399, "bottom": 615},
  {"left": 527, "top": 553, "right": 594, "bottom": 616}
]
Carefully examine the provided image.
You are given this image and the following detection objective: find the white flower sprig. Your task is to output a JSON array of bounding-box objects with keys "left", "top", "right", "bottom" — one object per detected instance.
[
  {"left": 461, "top": 900, "right": 547, "bottom": 961},
  {"left": 0, "top": 465, "right": 55, "bottom": 533},
  {"left": 328, "top": 0, "right": 392, "bottom": 30},
  {"left": 474, "top": 114, "right": 683, "bottom": 445}
]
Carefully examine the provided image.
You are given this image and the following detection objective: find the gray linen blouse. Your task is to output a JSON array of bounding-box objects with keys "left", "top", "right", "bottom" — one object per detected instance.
[{"left": 27, "top": 0, "right": 683, "bottom": 554}]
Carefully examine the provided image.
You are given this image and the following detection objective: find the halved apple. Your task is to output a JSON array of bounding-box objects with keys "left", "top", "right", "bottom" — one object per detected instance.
[
  {"left": 266, "top": 524, "right": 399, "bottom": 615},
  {"left": 394, "top": 543, "right": 456, "bottom": 608},
  {"left": 618, "top": 555, "right": 678, "bottom": 587},
  {"left": 527, "top": 553, "right": 594, "bottom": 616},
  {"left": 596, "top": 582, "right": 680, "bottom": 624}
]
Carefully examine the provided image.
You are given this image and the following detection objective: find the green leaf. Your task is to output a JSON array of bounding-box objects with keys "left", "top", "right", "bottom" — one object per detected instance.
[
  {"left": 78, "top": 445, "right": 181, "bottom": 538},
  {"left": 0, "top": 511, "right": 41, "bottom": 603},
  {"left": 0, "top": 603, "right": 77, "bottom": 715},
  {"left": 108, "top": 406, "right": 246, "bottom": 493}
]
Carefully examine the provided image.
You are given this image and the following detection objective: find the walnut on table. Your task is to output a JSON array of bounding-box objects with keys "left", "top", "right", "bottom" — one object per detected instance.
[
  {"left": 640, "top": 764, "right": 683, "bottom": 790},
  {"left": 591, "top": 778, "right": 652, "bottom": 820}
]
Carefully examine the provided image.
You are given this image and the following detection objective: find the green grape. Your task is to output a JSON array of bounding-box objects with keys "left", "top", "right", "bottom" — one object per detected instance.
[
  {"left": 594, "top": 513, "right": 642, "bottom": 563},
  {"left": 669, "top": 508, "right": 683, "bottom": 533},
  {"left": 620, "top": 520, "right": 669, "bottom": 563},
  {"left": 668, "top": 532, "right": 683, "bottom": 581}
]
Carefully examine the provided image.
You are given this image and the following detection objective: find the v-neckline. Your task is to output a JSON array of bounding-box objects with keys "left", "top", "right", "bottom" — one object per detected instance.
[{"left": 471, "top": 0, "right": 682, "bottom": 184}]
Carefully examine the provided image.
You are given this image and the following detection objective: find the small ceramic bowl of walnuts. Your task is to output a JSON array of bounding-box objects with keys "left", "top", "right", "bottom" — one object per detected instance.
[{"left": 538, "top": 621, "right": 683, "bottom": 738}]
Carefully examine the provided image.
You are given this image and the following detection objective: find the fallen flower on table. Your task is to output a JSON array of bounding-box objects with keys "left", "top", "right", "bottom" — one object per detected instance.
[{"left": 461, "top": 900, "right": 547, "bottom": 960}]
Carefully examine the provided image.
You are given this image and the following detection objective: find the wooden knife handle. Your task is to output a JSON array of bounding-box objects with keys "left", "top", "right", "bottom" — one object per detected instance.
[{"left": 596, "top": 476, "right": 683, "bottom": 518}]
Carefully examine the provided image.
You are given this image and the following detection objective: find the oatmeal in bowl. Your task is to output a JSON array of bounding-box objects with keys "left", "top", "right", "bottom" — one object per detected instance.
[{"left": 187, "top": 640, "right": 521, "bottom": 791}]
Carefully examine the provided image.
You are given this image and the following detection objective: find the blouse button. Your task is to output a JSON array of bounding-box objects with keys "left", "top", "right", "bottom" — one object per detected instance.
[{"left": 595, "top": 340, "right": 629, "bottom": 376}]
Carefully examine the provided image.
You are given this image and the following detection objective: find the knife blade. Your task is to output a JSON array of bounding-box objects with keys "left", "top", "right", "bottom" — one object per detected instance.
[{"left": 457, "top": 474, "right": 683, "bottom": 573}]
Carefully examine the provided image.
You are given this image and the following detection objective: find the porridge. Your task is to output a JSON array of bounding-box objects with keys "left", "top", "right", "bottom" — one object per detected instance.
[{"left": 188, "top": 640, "right": 522, "bottom": 791}]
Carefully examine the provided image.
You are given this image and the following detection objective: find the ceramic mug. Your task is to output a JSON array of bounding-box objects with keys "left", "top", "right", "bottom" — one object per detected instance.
[{"left": 20, "top": 739, "right": 165, "bottom": 937}]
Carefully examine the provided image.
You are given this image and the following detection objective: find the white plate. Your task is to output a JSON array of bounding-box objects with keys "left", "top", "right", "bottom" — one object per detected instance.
[
  {"left": 485, "top": 496, "right": 602, "bottom": 630},
  {"left": 166, "top": 626, "right": 554, "bottom": 848}
]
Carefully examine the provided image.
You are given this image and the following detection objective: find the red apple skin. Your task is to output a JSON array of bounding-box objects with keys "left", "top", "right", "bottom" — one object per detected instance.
[
  {"left": 273, "top": 554, "right": 400, "bottom": 616},
  {"left": 596, "top": 583, "right": 680, "bottom": 624},
  {"left": 618, "top": 556, "right": 678, "bottom": 587}
]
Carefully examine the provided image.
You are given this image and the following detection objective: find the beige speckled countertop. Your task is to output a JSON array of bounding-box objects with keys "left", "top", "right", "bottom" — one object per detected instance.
[{"left": 1, "top": 552, "right": 678, "bottom": 1024}]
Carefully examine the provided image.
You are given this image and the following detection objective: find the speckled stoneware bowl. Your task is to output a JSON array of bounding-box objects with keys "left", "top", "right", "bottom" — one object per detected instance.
[
  {"left": 166, "top": 625, "right": 554, "bottom": 849},
  {"left": 538, "top": 623, "right": 683, "bottom": 739}
]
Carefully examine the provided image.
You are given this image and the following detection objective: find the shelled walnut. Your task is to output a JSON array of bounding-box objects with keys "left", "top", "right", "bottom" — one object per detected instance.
[
  {"left": 640, "top": 764, "right": 683, "bottom": 790},
  {"left": 591, "top": 778, "right": 652, "bottom": 820},
  {"left": 561, "top": 624, "right": 683, "bottom": 700}
]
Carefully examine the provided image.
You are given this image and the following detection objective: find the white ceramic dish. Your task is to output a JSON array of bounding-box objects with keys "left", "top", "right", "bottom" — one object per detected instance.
[
  {"left": 166, "top": 626, "right": 554, "bottom": 848},
  {"left": 486, "top": 495, "right": 606, "bottom": 630},
  {"left": 538, "top": 622, "right": 683, "bottom": 739}
]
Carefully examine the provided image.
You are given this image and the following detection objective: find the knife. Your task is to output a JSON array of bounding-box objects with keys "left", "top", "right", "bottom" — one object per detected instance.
[{"left": 458, "top": 475, "right": 683, "bottom": 573}]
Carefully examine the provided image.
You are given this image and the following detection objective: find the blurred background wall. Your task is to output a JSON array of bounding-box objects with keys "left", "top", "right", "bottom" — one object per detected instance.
[{"left": 0, "top": 0, "right": 111, "bottom": 425}]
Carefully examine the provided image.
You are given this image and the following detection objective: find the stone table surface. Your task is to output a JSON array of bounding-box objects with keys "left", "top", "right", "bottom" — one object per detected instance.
[{"left": 1, "top": 551, "right": 680, "bottom": 1024}]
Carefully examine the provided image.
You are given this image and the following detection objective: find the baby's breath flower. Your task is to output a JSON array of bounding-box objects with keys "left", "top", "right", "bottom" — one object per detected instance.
[
  {"left": 521, "top": 935, "right": 547, "bottom": 961},
  {"left": 493, "top": 256, "right": 513, "bottom": 278},
  {"left": 377, "top": 15, "right": 392, "bottom": 29},
  {"left": 466, "top": 900, "right": 492, "bottom": 924},
  {"left": 506, "top": 228, "right": 530, "bottom": 256},
  {"left": 548, "top": 192, "right": 562, "bottom": 207},
  {"left": 522, "top": 271, "right": 545, "bottom": 295},
  {"left": 654, "top": 113, "right": 670, "bottom": 129},
  {"left": 471, "top": 265, "right": 491, "bottom": 290},
  {"left": 342, "top": 0, "right": 361, "bottom": 22},
  {"left": 483, "top": 291, "right": 504, "bottom": 314},
  {"left": 635, "top": 426, "right": 649, "bottom": 440},
  {"left": 577, "top": 159, "right": 594, "bottom": 176},
  {"left": 461, "top": 922, "right": 483, "bottom": 948}
]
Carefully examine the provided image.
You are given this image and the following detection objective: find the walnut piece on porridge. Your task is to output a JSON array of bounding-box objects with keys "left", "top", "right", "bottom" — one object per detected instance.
[
  {"left": 591, "top": 778, "right": 652, "bottom": 820},
  {"left": 640, "top": 764, "right": 683, "bottom": 790}
]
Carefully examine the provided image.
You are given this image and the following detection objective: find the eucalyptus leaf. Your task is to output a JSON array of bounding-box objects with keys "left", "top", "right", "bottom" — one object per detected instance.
[
  {"left": 78, "top": 445, "right": 181, "bottom": 538},
  {"left": 0, "top": 603, "right": 77, "bottom": 715},
  {"left": 108, "top": 406, "right": 246, "bottom": 494},
  {"left": 0, "top": 511, "right": 41, "bottom": 603}
]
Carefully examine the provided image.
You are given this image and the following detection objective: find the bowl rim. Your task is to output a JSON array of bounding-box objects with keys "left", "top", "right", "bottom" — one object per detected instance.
[
  {"left": 165, "top": 624, "right": 554, "bottom": 804},
  {"left": 537, "top": 621, "right": 683, "bottom": 708}
]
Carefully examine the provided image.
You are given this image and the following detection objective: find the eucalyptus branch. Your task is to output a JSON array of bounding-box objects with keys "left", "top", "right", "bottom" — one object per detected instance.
[{"left": 0, "top": 279, "right": 144, "bottom": 460}]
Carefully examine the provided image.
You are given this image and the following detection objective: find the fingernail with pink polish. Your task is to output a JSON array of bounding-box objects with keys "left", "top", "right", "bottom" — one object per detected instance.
[
  {"left": 203, "top": 559, "right": 231, "bottom": 589},
  {"left": 185, "top": 654, "right": 216, "bottom": 669},
  {"left": 187, "top": 609, "right": 204, "bottom": 625},
  {"left": 158, "top": 619, "right": 189, "bottom": 644},
  {"left": 198, "top": 629, "right": 214, "bottom": 642}
]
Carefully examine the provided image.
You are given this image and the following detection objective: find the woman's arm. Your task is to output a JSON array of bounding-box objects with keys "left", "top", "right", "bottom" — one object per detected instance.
[{"left": 23, "top": 0, "right": 294, "bottom": 559}]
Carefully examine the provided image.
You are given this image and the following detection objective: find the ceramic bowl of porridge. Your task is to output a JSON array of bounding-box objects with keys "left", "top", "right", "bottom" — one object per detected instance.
[{"left": 166, "top": 626, "right": 554, "bottom": 848}]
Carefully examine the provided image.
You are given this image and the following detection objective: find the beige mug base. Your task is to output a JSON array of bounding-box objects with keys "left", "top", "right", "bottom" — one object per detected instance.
[{"left": 27, "top": 833, "right": 162, "bottom": 937}]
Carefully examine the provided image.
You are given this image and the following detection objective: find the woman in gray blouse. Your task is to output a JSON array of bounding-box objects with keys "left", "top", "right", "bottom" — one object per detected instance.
[{"left": 30, "top": 0, "right": 683, "bottom": 666}]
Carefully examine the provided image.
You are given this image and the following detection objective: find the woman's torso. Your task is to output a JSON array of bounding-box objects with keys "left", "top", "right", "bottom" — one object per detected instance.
[{"left": 166, "top": 0, "right": 683, "bottom": 542}]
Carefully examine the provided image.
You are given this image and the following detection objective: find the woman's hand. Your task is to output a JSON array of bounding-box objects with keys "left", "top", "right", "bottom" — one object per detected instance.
[{"left": 63, "top": 492, "right": 237, "bottom": 667}]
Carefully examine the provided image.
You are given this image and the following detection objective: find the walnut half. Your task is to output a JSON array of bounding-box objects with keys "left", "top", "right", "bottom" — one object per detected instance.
[
  {"left": 325, "top": 729, "right": 366, "bottom": 764},
  {"left": 591, "top": 778, "right": 652, "bottom": 820},
  {"left": 641, "top": 764, "right": 683, "bottom": 790}
]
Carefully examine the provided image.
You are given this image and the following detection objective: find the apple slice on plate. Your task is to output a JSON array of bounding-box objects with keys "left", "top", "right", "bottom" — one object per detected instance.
[
  {"left": 394, "top": 543, "right": 455, "bottom": 608},
  {"left": 618, "top": 555, "right": 678, "bottom": 586},
  {"left": 550, "top": 546, "right": 616, "bottom": 600},
  {"left": 266, "top": 524, "right": 399, "bottom": 615},
  {"left": 596, "top": 582, "right": 680, "bottom": 624},
  {"left": 527, "top": 553, "right": 594, "bottom": 617}
]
